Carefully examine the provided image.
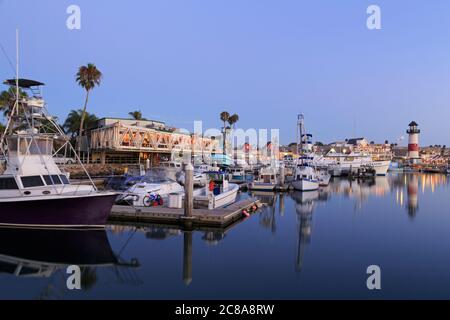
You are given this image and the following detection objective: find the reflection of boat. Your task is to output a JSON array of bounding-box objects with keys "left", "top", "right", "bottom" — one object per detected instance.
[
  {"left": 0, "top": 79, "right": 117, "bottom": 228},
  {"left": 0, "top": 228, "right": 117, "bottom": 278},
  {"left": 292, "top": 165, "right": 319, "bottom": 191},
  {"left": 291, "top": 191, "right": 318, "bottom": 272},
  {"left": 117, "top": 175, "right": 183, "bottom": 207},
  {"left": 193, "top": 171, "right": 239, "bottom": 209}
]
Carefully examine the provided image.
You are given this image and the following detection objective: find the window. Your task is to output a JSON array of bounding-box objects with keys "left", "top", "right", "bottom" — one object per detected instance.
[
  {"left": 43, "top": 175, "right": 62, "bottom": 185},
  {"left": 0, "top": 177, "right": 19, "bottom": 190},
  {"left": 21, "top": 176, "right": 44, "bottom": 188},
  {"left": 59, "top": 175, "right": 70, "bottom": 185}
]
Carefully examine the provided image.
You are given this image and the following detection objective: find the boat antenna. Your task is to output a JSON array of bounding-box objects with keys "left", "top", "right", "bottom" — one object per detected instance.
[{"left": 15, "top": 29, "right": 19, "bottom": 115}]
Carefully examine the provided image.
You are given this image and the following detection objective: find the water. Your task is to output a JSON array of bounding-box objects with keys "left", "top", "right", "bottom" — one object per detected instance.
[{"left": 1, "top": 173, "right": 449, "bottom": 299}]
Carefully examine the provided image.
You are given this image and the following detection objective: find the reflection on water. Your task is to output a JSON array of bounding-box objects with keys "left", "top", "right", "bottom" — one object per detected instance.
[
  {"left": 0, "top": 228, "right": 139, "bottom": 299},
  {"left": 1, "top": 173, "right": 450, "bottom": 299}
]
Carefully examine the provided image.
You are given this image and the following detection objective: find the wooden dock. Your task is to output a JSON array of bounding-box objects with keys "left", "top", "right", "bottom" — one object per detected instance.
[{"left": 109, "top": 198, "right": 262, "bottom": 228}]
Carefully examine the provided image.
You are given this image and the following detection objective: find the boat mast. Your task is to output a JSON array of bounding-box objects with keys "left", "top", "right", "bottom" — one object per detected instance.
[{"left": 15, "top": 29, "right": 19, "bottom": 117}]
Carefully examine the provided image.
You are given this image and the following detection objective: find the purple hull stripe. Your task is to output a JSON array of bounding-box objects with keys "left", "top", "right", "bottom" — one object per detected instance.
[{"left": 0, "top": 194, "right": 117, "bottom": 227}]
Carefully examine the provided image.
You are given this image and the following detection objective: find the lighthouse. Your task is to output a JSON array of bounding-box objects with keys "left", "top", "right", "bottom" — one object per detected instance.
[{"left": 406, "top": 121, "right": 420, "bottom": 164}]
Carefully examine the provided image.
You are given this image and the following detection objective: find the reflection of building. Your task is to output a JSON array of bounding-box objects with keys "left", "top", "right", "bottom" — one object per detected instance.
[{"left": 407, "top": 121, "right": 421, "bottom": 164}]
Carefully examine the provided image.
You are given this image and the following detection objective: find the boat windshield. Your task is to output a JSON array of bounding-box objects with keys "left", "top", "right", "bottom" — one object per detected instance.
[{"left": 141, "top": 175, "right": 173, "bottom": 183}]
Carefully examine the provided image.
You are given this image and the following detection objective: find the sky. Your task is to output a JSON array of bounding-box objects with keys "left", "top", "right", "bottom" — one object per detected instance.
[{"left": 0, "top": 0, "right": 449, "bottom": 146}]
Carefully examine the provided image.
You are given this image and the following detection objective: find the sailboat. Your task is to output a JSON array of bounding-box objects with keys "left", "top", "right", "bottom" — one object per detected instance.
[{"left": 0, "top": 74, "right": 117, "bottom": 227}]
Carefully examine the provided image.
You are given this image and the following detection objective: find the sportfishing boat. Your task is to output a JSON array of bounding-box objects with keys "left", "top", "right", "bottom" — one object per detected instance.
[
  {"left": 117, "top": 174, "right": 183, "bottom": 207},
  {"left": 0, "top": 79, "right": 117, "bottom": 228},
  {"left": 292, "top": 165, "right": 319, "bottom": 191},
  {"left": 249, "top": 165, "right": 279, "bottom": 191},
  {"left": 228, "top": 167, "right": 246, "bottom": 183},
  {"left": 193, "top": 171, "right": 239, "bottom": 209}
]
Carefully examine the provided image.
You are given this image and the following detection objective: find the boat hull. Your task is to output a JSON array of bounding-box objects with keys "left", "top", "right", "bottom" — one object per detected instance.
[
  {"left": 373, "top": 161, "right": 391, "bottom": 176},
  {"left": 292, "top": 179, "right": 319, "bottom": 191},
  {"left": 249, "top": 182, "right": 276, "bottom": 191},
  {"left": 194, "top": 184, "right": 239, "bottom": 209},
  {"left": 0, "top": 194, "right": 117, "bottom": 228}
]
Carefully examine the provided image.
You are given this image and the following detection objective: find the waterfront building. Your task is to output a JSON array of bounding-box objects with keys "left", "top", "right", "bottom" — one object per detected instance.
[{"left": 89, "top": 118, "right": 222, "bottom": 165}]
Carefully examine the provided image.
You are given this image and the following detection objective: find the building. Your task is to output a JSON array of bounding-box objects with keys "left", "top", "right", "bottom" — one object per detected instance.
[{"left": 89, "top": 118, "right": 222, "bottom": 165}]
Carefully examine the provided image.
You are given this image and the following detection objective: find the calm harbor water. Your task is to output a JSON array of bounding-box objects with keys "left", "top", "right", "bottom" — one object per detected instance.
[{"left": 1, "top": 173, "right": 450, "bottom": 300}]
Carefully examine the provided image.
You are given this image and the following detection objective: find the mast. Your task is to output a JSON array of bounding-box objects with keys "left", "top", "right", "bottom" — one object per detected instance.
[{"left": 16, "top": 29, "right": 19, "bottom": 115}]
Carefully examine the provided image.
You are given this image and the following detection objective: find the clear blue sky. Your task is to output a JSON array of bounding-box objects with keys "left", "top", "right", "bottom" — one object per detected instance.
[{"left": 1, "top": 0, "right": 449, "bottom": 146}]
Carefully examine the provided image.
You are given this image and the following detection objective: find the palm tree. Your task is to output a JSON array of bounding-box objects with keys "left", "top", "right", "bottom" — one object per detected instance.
[
  {"left": 0, "top": 87, "right": 28, "bottom": 117},
  {"left": 228, "top": 114, "right": 239, "bottom": 128},
  {"left": 76, "top": 63, "right": 102, "bottom": 152},
  {"left": 128, "top": 110, "right": 145, "bottom": 120},
  {"left": 220, "top": 111, "right": 230, "bottom": 130},
  {"left": 63, "top": 109, "right": 98, "bottom": 139}
]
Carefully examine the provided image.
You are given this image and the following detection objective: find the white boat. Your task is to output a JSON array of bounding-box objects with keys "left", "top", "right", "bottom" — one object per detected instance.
[
  {"left": 155, "top": 161, "right": 183, "bottom": 181},
  {"left": 372, "top": 160, "right": 391, "bottom": 176},
  {"left": 249, "top": 166, "right": 278, "bottom": 191},
  {"left": 318, "top": 170, "right": 331, "bottom": 186},
  {"left": 292, "top": 165, "right": 319, "bottom": 191},
  {"left": 322, "top": 153, "right": 391, "bottom": 176},
  {"left": 228, "top": 167, "right": 248, "bottom": 183},
  {"left": 0, "top": 79, "right": 117, "bottom": 228},
  {"left": 193, "top": 171, "right": 239, "bottom": 209},
  {"left": 118, "top": 175, "right": 183, "bottom": 207}
]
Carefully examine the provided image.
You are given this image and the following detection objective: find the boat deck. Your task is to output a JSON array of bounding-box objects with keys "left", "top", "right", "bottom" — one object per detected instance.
[{"left": 109, "top": 198, "right": 262, "bottom": 228}]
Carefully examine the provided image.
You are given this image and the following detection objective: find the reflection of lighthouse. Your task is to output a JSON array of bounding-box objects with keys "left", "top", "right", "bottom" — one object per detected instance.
[
  {"left": 406, "top": 174, "right": 419, "bottom": 218},
  {"left": 407, "top": 121, "right": 421, "bottom": 164}
]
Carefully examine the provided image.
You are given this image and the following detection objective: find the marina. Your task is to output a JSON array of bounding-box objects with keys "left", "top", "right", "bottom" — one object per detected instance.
[
  {"left": 0, "top": 173, "right": 449, "bottom": 299},
  {"left": 1, "top": 1, "right": 450, "bottom": 303}
]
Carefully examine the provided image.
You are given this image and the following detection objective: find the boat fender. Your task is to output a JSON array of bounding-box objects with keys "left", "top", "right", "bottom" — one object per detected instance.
[{"left": 242, "top": 210, "right": 250, "bottom": 217}]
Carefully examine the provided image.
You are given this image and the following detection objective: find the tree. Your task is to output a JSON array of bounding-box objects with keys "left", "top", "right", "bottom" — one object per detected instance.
[
  {"left": 128, "top": 110, "right": 145, "bottom": 120},
  {"left": 0, "top": 87, "right": 28, "bottom": 117},
  {"left": 228, "top": 114, "right": 239, "bottom": 128},
  {"left": 63, "top": 109, "right": 98, "bottom": 138},
  {"left": 76, "top": 63, "right": 102, "bottom": 152},
  {"left": 220, "top": 111, "right": 230, "bottom": 130},
  {"left": 0, "top": 123, "right": 5, "bottom": 135}
]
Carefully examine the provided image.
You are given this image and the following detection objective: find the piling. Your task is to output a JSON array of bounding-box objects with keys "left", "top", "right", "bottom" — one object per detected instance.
[
  {"left": 184, "top": 163, "right": 194, "bottom": 218},
  {"left": 280, "top": 165, "right": 286, "bottom": 186},
  {"left": 183, "top": 231, "right": 193, "bottom": 285}
]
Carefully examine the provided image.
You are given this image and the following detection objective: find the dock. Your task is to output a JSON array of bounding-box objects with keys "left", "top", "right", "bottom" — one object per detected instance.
[{"left": 109, "top": 198, "right": 262, "bottom": 228}]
